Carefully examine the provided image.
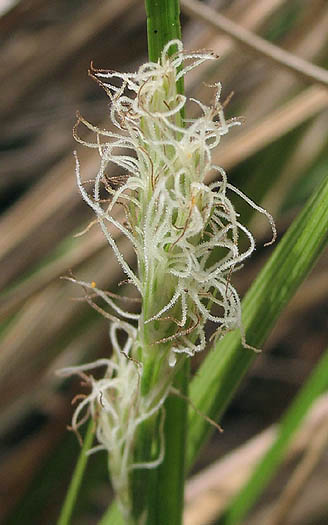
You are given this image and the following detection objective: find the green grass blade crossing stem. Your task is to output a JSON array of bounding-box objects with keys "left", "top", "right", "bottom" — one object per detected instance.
[{"left": 187, "top": 174, "right": 328, "bottom": 470}]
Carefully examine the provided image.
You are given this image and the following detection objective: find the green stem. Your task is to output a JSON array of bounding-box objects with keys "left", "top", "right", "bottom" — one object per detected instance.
[
  {"left": 145, "top": 0, "right": 182, "bottom": 62},
  {"left": 128, "top": 2, "right": 187, "bottom": 524},
  {"left": 151, "top": 360, "right": 189, "bottom": 525},
  {"left": 130, "top": 404, "right": 162, "bottom": 522},
  {"left": 145, "top": 0, "right": 184, "bottom": 97}
]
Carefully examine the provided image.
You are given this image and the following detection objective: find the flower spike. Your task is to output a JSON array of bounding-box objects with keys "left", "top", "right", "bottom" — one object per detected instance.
[{"left": 62, "top": 39, "right": 276, "bottom": 518}]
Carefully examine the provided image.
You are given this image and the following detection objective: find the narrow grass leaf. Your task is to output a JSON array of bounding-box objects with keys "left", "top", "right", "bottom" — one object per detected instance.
[
  {"left": 221, "top": 344, "right": 328, "bottom": 524},
  {"left": 57, "top": 420, "right": 94, "bottom": 525},
  {"left": 187, "top": 174, "right": 328, "bottom": 470}
]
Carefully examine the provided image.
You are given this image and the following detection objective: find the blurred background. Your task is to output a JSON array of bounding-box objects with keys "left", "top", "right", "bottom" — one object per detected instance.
[{"left": 0, "top": 0, "right": 327, "bottom": 523}]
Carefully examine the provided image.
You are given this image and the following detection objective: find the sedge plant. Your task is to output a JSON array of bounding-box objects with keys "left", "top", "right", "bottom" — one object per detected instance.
[
  {"left": 57, "top": 2, "right": 328, "bottom": 524},
  {"left": 58, "top": 14, "right": 276, "bottom": 525}
]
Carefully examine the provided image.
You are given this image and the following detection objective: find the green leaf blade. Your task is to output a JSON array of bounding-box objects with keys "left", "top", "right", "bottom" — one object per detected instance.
[
  {"left": 187, "top": 173, "right": 328, "bottom": 470},
  {"left": 223, "top": 345, "right": 328, "bottom": 524},
  {"left": 57, "top": 421, "right": 94, "bottom": 525}
]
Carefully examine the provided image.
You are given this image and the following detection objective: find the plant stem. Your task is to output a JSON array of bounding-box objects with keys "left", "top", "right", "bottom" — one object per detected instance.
[
  {"left": 145, "top": 0, "right": 184, "bottom": 97},
  {"left": 150, "top": 360, "right": 189, "bottom": 525},
  {"left": 128, "top": 2, "right": 187, "bottom": 523},
  {"left": 145, "top": 0, "right": 182, "bottom": 61}
]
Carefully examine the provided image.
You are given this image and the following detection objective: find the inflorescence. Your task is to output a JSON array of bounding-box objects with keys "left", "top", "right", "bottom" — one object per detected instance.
[{"left": 59, "top": 39, "right": 276, "bottom": 517}]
